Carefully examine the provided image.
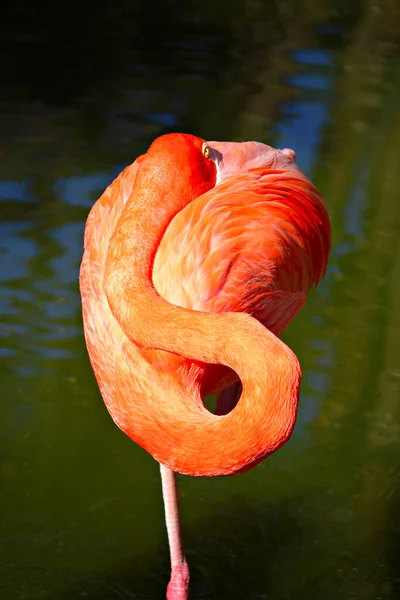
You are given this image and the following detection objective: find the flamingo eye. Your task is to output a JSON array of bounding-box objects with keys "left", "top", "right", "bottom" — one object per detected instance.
[{"left": 202, "top": 142, "right": 212, "bottom": 159}]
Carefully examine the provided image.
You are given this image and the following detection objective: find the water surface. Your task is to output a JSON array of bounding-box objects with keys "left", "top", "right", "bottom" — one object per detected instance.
[{"left": 1, "top": 2, "right": 400, "bottom": 599}]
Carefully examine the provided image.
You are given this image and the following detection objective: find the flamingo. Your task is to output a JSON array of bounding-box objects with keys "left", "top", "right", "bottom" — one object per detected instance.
[{"left": 79, "top": 133, "right": 330, "bottom": 599}]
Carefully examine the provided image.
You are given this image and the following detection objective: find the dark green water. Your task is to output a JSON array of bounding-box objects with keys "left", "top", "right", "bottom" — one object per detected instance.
[{"left": 1, "top": 1, "right": 400, "bottom": 598}]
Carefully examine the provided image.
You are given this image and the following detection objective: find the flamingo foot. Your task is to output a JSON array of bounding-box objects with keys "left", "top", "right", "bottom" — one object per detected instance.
[{"left": 166, "top": 559, "right": 190, "bottom": 600}]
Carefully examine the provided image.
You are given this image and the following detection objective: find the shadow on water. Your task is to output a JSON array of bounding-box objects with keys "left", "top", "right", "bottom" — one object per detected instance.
[
  {"left": 49, "top": 494, "right": 301, "bottom": 600},
  {"left": 37, "top": 477, "right": 400, "bottom": 600}
]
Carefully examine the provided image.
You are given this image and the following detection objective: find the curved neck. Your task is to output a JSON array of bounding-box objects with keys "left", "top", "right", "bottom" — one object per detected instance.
[{"left": 103, "top": 160, "right": 301, "bottom": 476}]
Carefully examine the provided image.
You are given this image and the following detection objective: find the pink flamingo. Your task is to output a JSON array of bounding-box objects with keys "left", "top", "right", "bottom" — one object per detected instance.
[{"left": 80, "top": 133, "right": 330, "bottom": 598}]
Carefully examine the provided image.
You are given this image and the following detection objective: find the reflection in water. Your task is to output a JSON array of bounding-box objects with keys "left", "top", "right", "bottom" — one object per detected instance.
[{"left": 1, "top": 1, "right": 400, "bottom": 599}]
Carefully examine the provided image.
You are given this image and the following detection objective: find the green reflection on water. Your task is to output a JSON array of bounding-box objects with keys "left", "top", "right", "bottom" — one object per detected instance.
[{"left": 1, "top": 1, "right": 400, "bottom": 599}]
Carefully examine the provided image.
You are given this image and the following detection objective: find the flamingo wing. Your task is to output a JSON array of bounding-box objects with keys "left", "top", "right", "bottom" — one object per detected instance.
[{"left": 153, "top": 184, "right": 315, "bottom": 337}]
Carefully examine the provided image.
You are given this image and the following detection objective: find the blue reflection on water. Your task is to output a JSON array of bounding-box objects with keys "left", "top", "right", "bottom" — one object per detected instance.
[
  {"left": 150, "top": 112, "right": 178, "bottom": 127},
  {"left": 276, "top": 101, "right": 327, "bottom": 173},
  {"left": 0, "top": 180, "right": 35, "bottom": 202},
  {"left": 55, "top": 173, "right": 115, "bottom": 207},
  {"left": 49, "top": 223, "right": 86, "bottom": 285},
  {"left": 294, "top": 48, "right": 333, "bottom": 66},
  {"left": 0, "top": 222, "right": 37, "bottom": 282},
  {"left": 275, "top": 50, "right": 332, "bottom": 173}
]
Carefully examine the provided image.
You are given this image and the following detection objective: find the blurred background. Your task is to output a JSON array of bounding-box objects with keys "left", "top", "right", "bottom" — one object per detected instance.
[{"left": 1, "top": 0, "right": 400, "bottom": 598}]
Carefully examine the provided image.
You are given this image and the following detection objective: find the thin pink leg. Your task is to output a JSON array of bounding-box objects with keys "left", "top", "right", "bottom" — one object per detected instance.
[
  {"left": 160, "top": 463, "right": 189, "bottom": 600},
  {"left": 215, "top": 380, "right": 242, "bottom": 415}
]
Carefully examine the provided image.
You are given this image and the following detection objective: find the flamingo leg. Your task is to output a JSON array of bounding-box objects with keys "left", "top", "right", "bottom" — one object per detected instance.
[
  {"left": 215, "top": 380, "right": 243, "bottom": 415},
  {"left": 160, "top": 463, "right": 189, "bottom": 600}
]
